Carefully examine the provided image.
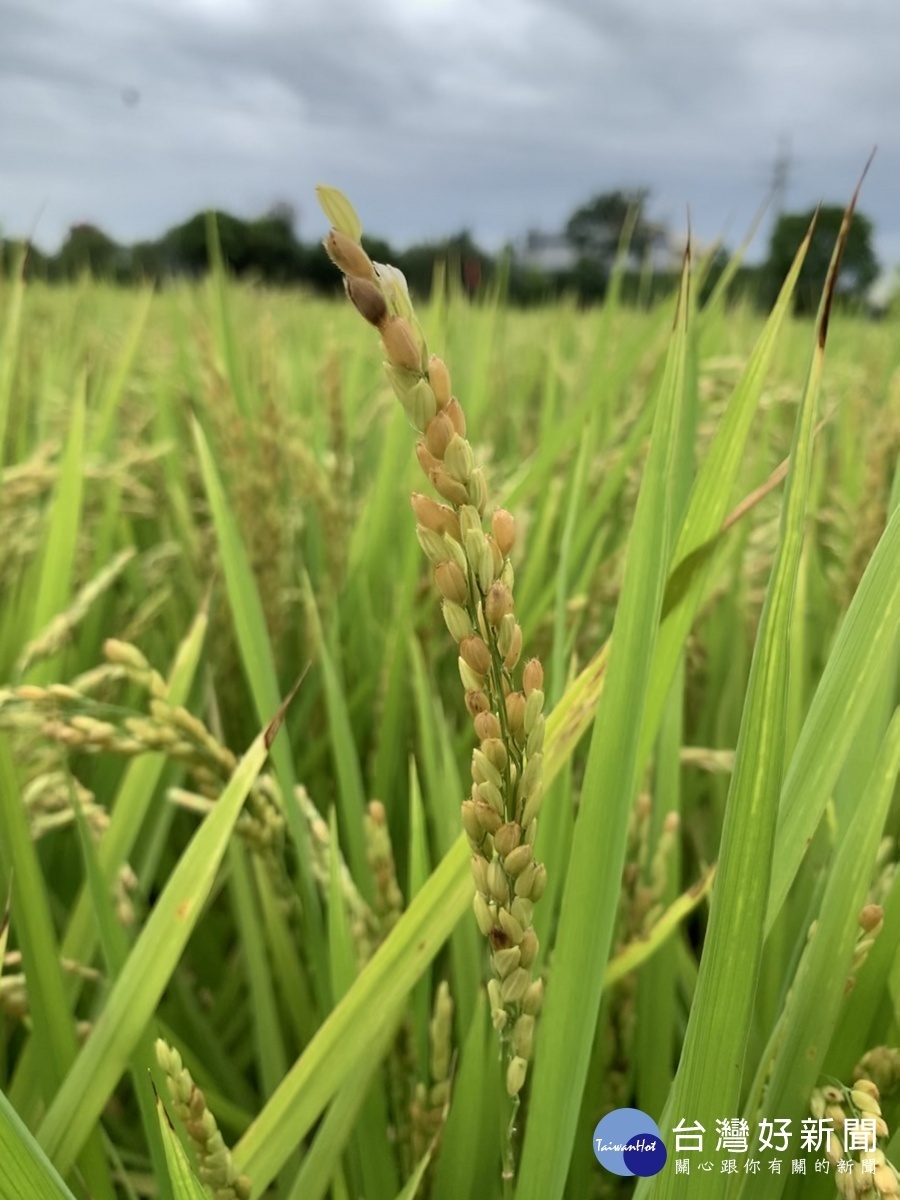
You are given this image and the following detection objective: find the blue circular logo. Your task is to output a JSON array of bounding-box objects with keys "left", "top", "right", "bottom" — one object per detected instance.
[{"left": 593, "top": 1108, "right": 668, "bottom": 1177}]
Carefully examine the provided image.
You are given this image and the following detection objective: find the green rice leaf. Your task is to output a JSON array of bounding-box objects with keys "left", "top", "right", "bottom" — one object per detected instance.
[
  {"left": 36, "top": 719, "right": 275, "bottom": 1176},
  {"left": 23, "top": 376, "right": 85, "bottom": 686},
  {"left": 0, "top": 737, "right": 81, "bottom": 1098},
  {"left": 232, "top": 835, "right": 471, "bottom": 1197},
  {"left": 641, "top": 190, "right": 859, "bottom": 1200},
  {"left": 431, "top": 994, "right": 499, "bottom": 1200},
  {"left": 303, "top": 575, "right": 374, "bottom": 903},
  {"left": 192, "top": 417, "right": 326, "bottom": 975},
  {"left": 62, "top": 604, "right": 209, "bottom": 971},
  {"left": 738, "top": 709, "right": 900, "bottom": 1200},
  {"left": 0, "top": 1086, "right": 77, "bottom": 1200},
  {"left": 392, "top": 1150, "right": 433, "bottom": 1200},
  {"left": 7, "top": 607, "right": 211, "bottom": 1130},
  {"left": 541, "top": 222, "right": 812, "bottom": 790},
  {"left": 0, "top": 249, "right": 26, "bottom": 485},
  {"left": 766, "top": 501, "right": 900, "bottom": 931},
  {"left": 283, "top": 1019, "right": 398, "bottom": 1200},
  {"left": 517, "top": 258, "right": 691, "bottom": 1200},
  {"left": 155, "top": 1095, "right": 209, "bottom": 1200}
]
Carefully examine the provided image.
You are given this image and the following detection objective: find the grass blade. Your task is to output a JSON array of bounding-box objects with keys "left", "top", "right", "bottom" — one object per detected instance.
[
  {"left": 37, "top": 718, "right": 276, "bottom": 1175},
  {"left": 766, "top": 501, "right": 900, "bottom": 931},
  {"left": 738, "top": 710, "right": 900, "bottom": 1200},
  {"left": 517, "top": 258, "right": 691, "bottom": 1200},
  {"left": 641, "top": 184, "right": 864, "bottom": 1200},
  {"left": 155, "top": 1095, "right": 209, "bottom": 1200},
  {"left": 232, "top": 835, "right": 471, "bottom": 1196},
  {"left": 0, "top": 1087, "right": 77, "bottom": 1200},
  {"left": 192, "top": 417, "right": 326, "bottom": 975}
]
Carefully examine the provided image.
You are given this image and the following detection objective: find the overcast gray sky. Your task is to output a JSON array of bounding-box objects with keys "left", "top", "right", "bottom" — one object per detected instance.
[{"left": 4, "top": 0, "right": 897, "bottom": 268}]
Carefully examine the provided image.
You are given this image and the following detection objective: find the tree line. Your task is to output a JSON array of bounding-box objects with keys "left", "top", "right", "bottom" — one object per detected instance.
[{"left": 0, "top": 190, "right": 881, "bottom": 315}]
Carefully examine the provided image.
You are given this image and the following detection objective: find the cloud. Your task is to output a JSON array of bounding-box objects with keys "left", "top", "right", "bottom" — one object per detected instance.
[{"left": 2, "top": 0, "right": 897, "bottom": 264}]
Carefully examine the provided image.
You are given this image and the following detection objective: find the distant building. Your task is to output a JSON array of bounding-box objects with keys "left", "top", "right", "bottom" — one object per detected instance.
[{"left": 867, "top": 268, "right": 900, "bottom": 316}]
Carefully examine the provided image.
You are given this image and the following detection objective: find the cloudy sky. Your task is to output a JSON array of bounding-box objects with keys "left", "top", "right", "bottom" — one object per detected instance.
[{"left": 4, "top": 0, "right": 897, "bottom": 268}]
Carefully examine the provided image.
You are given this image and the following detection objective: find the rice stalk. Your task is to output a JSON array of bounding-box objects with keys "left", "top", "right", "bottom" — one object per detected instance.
[{"left": 316, "top": 185, "right": 548, "bottom": 1184}]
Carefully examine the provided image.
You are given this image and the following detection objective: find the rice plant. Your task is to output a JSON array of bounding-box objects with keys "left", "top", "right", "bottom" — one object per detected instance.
[{"left": 0, "top": 179, "right": 898, "bottom": 1200}]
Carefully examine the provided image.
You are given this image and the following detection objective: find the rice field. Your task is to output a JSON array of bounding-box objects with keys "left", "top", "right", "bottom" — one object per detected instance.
[{"left": 0, "top": 194, "right": 899, "bottom": 1200}]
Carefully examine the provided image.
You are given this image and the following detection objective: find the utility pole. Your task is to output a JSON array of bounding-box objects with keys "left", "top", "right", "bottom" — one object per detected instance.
[{"left": 771, "top": 135, "right": 792, "bottom": 219}]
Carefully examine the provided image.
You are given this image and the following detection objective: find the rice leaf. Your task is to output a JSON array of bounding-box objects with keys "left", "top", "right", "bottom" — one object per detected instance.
[
  {"left": 517, "top": 256, "right": 691, "bottom": 1200},
  {"left": 738, "top": 710, "right": 900, "bottom": 1200},
  {"left": 36, "top": 717, "right": 276, "bottom": 1176},
  {"left": 0, "top": 1086, "right": 77, "bottom": 1200},
  {"left": 154, "top": 1094, "right": 209, "bottom": 1200},
  {"left": 640, "top": 186, "right": 862, "bottom": 1200},
  {"left": 232, "top": 836, "right": 471, "bottom": 1196}
]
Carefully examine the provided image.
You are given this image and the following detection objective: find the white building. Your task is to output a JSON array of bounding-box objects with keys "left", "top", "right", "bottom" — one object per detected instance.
[{"left": 867, "top": 268, "right": 900, "bottom": 316}]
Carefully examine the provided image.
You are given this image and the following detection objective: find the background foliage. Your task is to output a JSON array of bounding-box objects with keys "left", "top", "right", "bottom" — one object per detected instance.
[
  {"left": 0, "top": 214, "right": 898, "bottom": 1200},
  {"left": 1, "top": 189, "right": 883, "bottom": 312}
]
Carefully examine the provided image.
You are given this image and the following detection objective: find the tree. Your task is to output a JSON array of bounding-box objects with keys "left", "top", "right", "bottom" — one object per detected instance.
[
  {"left": 386, "top": 231, "right": 489, "bottom": 300},
  {"left": 57, "top": 223, "right": 127, "bottom": 280},
  {"left": 160, "top": 209, "right": 307, "bottom": 282},
  {"left": 1, "top": 239, "right": 51, "bottom": 281},
  {"left": 130, "top": 239, "right": 168, "bottom": 281},
  {"left": 245, "top": 212, "right": 303, "bottom": 283},
  {"left": 564, "top": 189, "right": 659, "bottom": 275},
  {"left": 764, "top": 206, "right": 879, "bottom": 314},
  {"left": 162, "top": 212, "right": 219, "bottom": 275}
]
